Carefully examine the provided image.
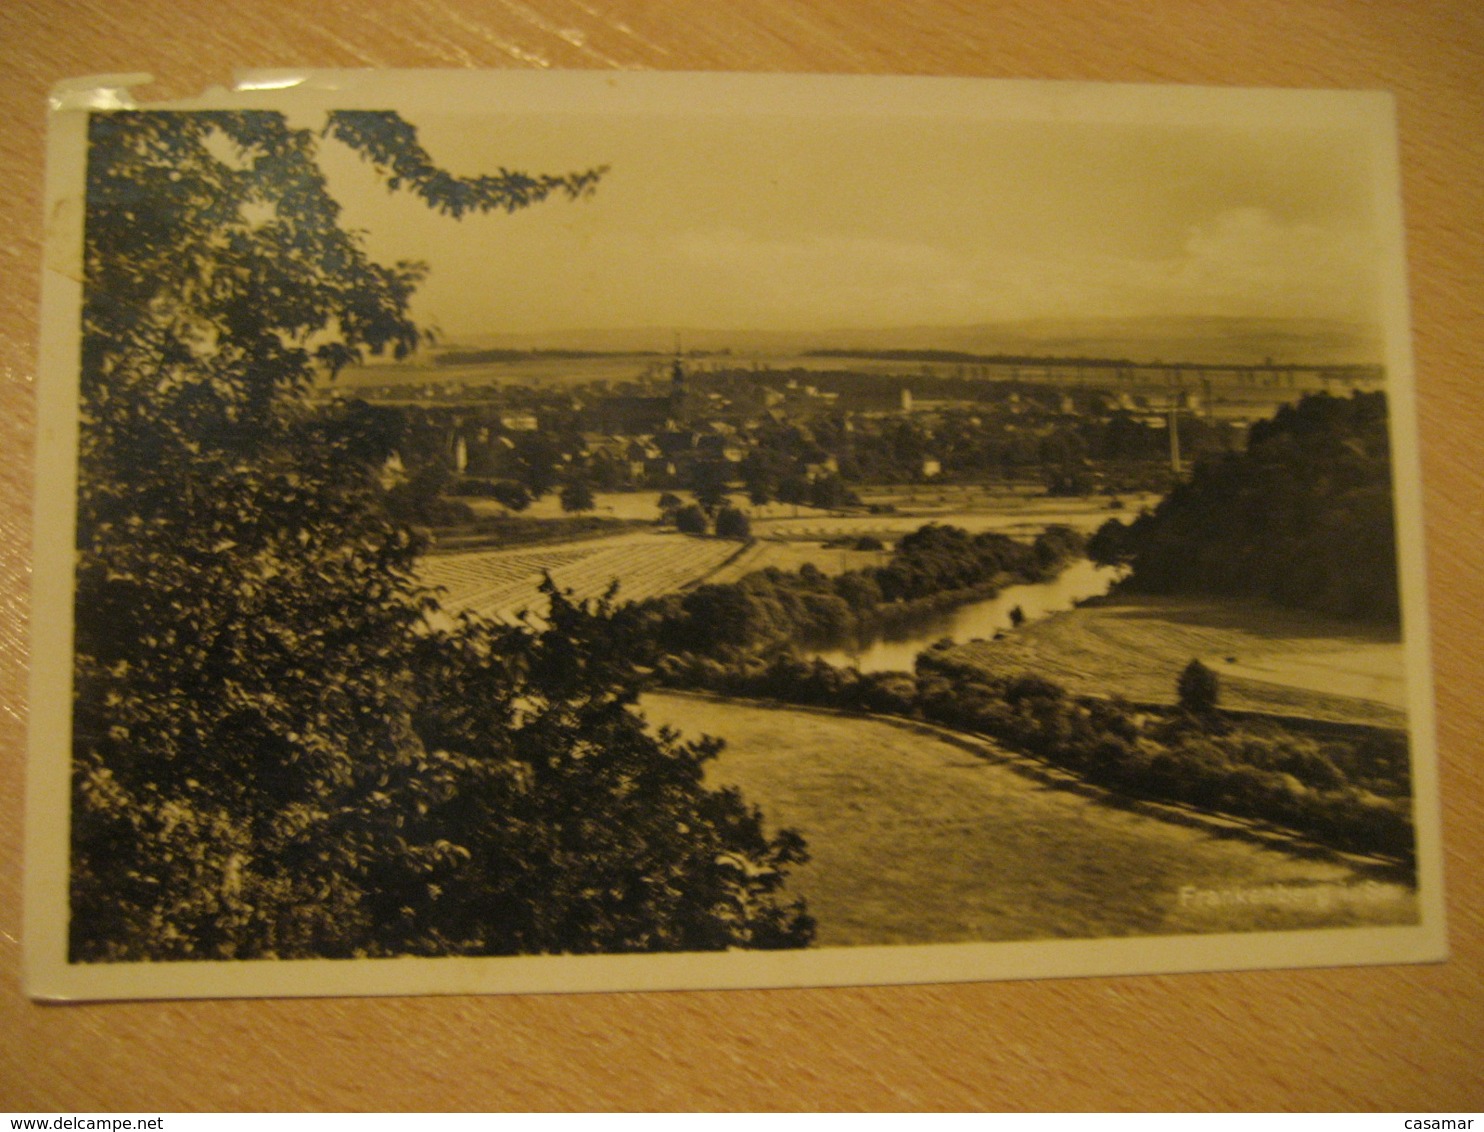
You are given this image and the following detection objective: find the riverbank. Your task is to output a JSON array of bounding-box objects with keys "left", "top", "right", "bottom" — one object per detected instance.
[{"left": 810, "top": 557, "right": 1121, "bottom": 671}]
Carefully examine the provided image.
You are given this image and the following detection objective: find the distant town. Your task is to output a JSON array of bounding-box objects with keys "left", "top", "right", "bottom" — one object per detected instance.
[{"left": 324, "top": 346, "right": 1385, "bottom": 510}]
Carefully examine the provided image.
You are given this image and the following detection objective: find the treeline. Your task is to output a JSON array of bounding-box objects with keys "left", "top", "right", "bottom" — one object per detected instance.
[
  {"left": 617, "top": 524, "right": 1086, "bottom": 661},
  {"left": 434, "top": 348, "right": 662, "bottom": 365},
  {"left": 803, "top": 348, "right": 1136, "bottom": 367},
  {"left": 1089, "top": 391, "right": 1400, "bottom": 623},
  {"left": 654, "top": 650, "right": 1414, "bottom": 863}
]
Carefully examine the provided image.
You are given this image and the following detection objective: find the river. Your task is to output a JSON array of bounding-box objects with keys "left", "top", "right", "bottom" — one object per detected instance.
[{"left": 810, "top": 558, "right": 1123, "bottom": 673}]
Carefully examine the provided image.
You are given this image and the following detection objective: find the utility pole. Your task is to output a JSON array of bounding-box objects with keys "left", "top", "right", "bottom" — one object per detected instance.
[
  {"left": 1169, "top": 388, "right": 1181, "bottom": 474},
  {"left": 1169, "top": 369, "right": 1183, "bottom": 476},
  {"left": 1169, "top": 395, "right": 1181, "bottom": 474}
]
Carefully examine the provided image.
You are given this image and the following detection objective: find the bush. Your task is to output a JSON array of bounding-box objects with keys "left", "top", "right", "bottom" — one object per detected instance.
[
  {"left": 715, "top": 506, "right": 752, "bottom": 540},
  {"left": 1177, "top": 659, "right": 1220, "bottom": 715},
  {"left": 1004, "top": 673, "right": 1065, "bottom": 707},
  {"left": 674, "top": 503, "right": 709, "bottom": 535},
  {"left": 855, "top": 672, "right": 919, "bottom": 716},
  {"left": 559, "top": 480, "right": 596, "bottom": 514}
]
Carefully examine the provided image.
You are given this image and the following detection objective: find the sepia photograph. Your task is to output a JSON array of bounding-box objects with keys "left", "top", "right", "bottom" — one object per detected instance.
[{"left": 23, "top": 69, "right": 1445, "bottom": 1000}]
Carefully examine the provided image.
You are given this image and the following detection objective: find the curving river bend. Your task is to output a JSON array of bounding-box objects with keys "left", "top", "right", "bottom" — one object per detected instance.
[{"left": 810, "top": 558, "right": 1123, "bottom": 673}]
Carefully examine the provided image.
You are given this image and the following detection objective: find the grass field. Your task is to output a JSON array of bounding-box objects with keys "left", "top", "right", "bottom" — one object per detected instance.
[
  {"left": 642, "top": 693, "right": 1416, "bottom": 946},
  {"left": 949, "top": 594, "right": 1408, "bottom": 728}
]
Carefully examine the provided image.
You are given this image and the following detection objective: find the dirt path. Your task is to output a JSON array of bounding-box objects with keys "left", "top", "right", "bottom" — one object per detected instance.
[{"left": 642, "top": 692, "right": 1416, "bottom": 948}]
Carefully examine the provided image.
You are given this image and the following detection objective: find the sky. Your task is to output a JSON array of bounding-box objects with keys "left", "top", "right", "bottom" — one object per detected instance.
[{"left": 316, "top": 96, "right": 1389, "bottom": 344}]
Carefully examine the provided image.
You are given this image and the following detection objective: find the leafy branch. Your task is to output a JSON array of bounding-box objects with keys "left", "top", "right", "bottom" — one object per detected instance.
[{"left": 325, "top": 109, "right": 607, "bottom": 217}]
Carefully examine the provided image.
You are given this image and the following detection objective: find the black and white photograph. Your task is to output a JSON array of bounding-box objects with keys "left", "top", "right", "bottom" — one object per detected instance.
[{"left": 24, "top": 70, "right": 1445, "bottom": 1000}]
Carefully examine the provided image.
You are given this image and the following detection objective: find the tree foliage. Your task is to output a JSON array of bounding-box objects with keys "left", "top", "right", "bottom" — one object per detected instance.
[
  {"left": 1177, "top": 659, "right": 1220, "bottom": 716},
  {"left": 656, "top": 492, "right": 683, "bottom": 524},
  {"left": 559, "top": 479, "right": 596, "bottom": 515},
  {"left": 492, "top": 479, "right": 533, "bottom": 513},
  {"left": 689, "top": 462, "right": 732, "bottom": 516},
  {"left": 1089, "top": 392, "right": 1400, "bottom": 623},
  {"left": 399, "top": 582, "right": 813, "bottom": 954},
  {"left": 70, "top": 109, "right": 811, "bottom": 961},
  {"left": 674, "top": 504, "right": 709, "bottom": 535},
  {"left": 325, "top": 111, "right": 606, "bottom": 216},
  {"left": 714, "top": 506, "right": 752, "bottom": 540}
]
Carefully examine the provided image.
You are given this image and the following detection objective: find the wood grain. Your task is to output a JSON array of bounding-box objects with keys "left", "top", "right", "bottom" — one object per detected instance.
[{"left": 1, "top": 0, "right": 1480, "bottom": 1111}]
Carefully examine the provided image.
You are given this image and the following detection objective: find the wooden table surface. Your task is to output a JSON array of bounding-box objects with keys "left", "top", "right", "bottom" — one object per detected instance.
[{"left": 2, "top": 0, "right": 1480, "bottom": 1112}]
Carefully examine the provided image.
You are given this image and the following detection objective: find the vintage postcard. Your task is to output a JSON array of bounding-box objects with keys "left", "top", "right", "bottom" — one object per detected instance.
[{"left": 24, "top": 70, "right": 1445, "bottom": 1000}]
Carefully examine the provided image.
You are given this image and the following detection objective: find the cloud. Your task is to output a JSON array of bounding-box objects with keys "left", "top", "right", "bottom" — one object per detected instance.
[
  {"left": 1160, "top": 207, "right": 1376, "bottom": 320},
  {"left": 966, "top": 208, "right": 1380, "bottom": 324}
]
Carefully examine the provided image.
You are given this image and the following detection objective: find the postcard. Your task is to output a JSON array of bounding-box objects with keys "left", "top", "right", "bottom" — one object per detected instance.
[{"left": 24, "top": 69, "right": 1445, "bottom": 1000}]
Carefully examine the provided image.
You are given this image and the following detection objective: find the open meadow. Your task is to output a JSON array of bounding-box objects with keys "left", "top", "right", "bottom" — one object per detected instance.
[
  {"left": 642, "top": 692, "right": 1417, "bottom": 946},
  {"left": 950, "top": 594, "right": 1407, "bottom": 728}
]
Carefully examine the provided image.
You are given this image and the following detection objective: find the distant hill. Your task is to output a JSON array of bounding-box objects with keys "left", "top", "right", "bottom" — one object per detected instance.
[
  {"left": 910, "top": 316, "right": 1383, "bottom": 368},
  {"left": 439, "top": 316, "right": 1382, "bottom": 368}
]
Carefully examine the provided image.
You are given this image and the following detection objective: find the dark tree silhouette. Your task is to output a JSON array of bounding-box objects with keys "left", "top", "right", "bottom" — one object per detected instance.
[
  {"left": 69, "top": 109, "right": 811, "bottom": 961},
  {"left": 656, "top": 492, "right": 683, "bottom": 524},
  {"left": 714, "top": 506, "right": 752, "bottom": 540},
  {"left": 1177, "top": 658, "right": 1220, "bottom": 716},
  {"left": 674, "top": 503, "right": 710, "bottom": 535},
  {"left": 1092, "top": 392, "right": 1399, "bottom": 624},
  {"left": 690, "top": 462, "right": 732, "bottom": 516},
  {"left": 559, "top": 479, "right": 596, "bottom": 514},
  {"left": 492, "top": 480, "right": 533, "bottom": 513}
]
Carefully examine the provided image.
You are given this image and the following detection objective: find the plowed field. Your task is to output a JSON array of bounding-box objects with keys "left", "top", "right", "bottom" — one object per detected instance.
[{"left": 420, "top": 532, "right": 744, "bottom": 622}]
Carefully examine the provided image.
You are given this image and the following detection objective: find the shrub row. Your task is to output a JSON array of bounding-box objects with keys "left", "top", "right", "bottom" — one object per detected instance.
[{"left": 653, "top": 650, "right": 1414, "bottom": 864}]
